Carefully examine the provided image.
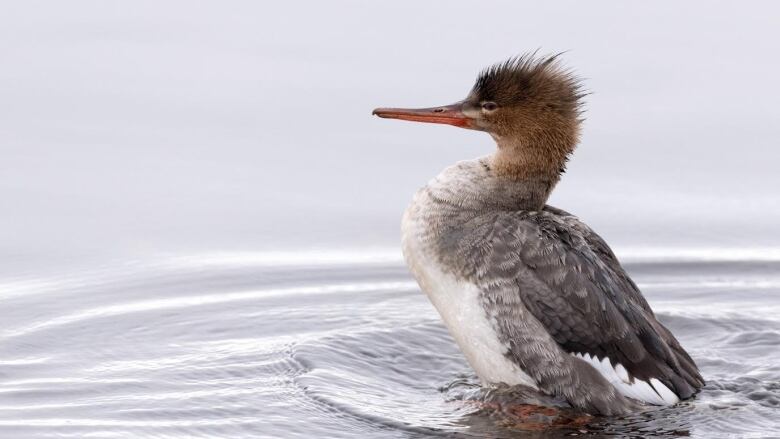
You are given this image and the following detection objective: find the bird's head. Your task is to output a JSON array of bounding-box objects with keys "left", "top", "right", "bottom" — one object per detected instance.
[{"left": 373, "top": 53, "right": 585, "bottom": 179}]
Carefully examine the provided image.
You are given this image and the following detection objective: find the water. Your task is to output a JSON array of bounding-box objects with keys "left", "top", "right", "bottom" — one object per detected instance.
[{"left": 2, "top": 250, "right": 778, "bottom": 438}]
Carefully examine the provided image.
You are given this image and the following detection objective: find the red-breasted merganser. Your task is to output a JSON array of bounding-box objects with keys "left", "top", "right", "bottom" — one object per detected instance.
[{"left": 372, "top": 53, "right": 704, "bottom": 415}]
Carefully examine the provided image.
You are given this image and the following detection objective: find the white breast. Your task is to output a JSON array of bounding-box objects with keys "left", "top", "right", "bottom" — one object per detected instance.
[{"left": 402, "top": 207, "right": 537, "bottom": 389}]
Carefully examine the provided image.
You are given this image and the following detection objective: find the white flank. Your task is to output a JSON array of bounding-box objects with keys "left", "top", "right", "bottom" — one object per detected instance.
[
  {"left": 415, "top": 262, "right": 537, "bottom": 388},
  {"left": 572, "top": 353, "right": 680, "bottom": 405},
  {"left": 402, "top": 216, "right": 536, "bottom": 388}
]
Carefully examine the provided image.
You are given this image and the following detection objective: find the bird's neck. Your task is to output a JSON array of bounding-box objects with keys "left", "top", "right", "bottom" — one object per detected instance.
[
  {"left": 422, "top": 158, "right": 556, "bottom": 213},
  {"left": 491, "top": 139, "right": 568, "bottom": 180},
  {"left": 487, "top": 136, "right": 572, "bottom": 210},
  {"left": 494, "top": 176, "right": 556, "bottom": 211}
]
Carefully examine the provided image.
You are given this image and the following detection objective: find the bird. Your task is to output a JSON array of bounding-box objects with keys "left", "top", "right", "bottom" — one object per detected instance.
[{"left": 372, "top": 53, "right": 704, "bottom": 416}]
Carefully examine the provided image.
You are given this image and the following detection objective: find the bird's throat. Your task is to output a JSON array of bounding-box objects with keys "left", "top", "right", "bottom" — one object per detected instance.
[{"left": 491, "top": 147, "right": 565, "bottom": 182}]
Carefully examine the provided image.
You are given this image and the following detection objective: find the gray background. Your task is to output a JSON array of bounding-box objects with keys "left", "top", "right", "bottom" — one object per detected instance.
[{"left": 2, "top": 1, "right": 778, "bottom": 271}]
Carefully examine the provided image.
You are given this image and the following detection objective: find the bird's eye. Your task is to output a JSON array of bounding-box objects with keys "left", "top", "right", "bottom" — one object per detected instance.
[{"left": 481, "top": 102, "right": 498, "bottom": 112}]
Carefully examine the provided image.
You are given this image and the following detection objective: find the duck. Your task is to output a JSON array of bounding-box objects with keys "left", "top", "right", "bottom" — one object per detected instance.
[{"left": 372, "top": 53, "right": 704, "bottom": 415}]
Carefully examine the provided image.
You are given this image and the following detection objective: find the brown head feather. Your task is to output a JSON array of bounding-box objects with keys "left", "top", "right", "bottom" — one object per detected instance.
[{"left": 466, "top": 53, "right": 586, "bottom": 182}]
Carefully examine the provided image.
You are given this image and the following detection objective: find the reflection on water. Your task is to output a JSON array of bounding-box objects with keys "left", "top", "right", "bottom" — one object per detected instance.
[{"left": 1, "top": 249, "right": 779, "bottom": 438}]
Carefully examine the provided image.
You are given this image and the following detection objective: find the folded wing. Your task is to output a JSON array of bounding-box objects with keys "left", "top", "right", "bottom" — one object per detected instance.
[{"left": 462, "top": 207, "right": 704, "bottom": 404}]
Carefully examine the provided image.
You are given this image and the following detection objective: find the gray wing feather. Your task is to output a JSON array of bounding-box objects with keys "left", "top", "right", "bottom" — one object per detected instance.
[{"left": 455, "top": 206, "right": 704, "bottom": 400}]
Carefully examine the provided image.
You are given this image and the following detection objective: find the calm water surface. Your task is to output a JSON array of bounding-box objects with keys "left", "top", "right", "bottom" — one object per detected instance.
[{"left": 1, "top": 250, "right": 779, "bottom": 438}]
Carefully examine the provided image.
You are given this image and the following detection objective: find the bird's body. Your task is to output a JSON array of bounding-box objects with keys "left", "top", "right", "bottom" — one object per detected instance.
[
  {"left": 375, "top": 53, "right": 703, "bottom": 415},
  {"left": 402, "top": 158, "right": 700, "bottom": 414}
]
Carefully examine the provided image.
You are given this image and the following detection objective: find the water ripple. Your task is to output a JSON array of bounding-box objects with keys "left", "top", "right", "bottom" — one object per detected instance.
[{"left": 0, "top": 252, "right": 778, "bottom": 438}]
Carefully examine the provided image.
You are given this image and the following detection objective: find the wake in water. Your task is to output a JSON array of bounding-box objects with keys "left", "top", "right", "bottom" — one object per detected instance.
[{"left": 0, "top": 249, "right": 778, "bottom": 438}]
